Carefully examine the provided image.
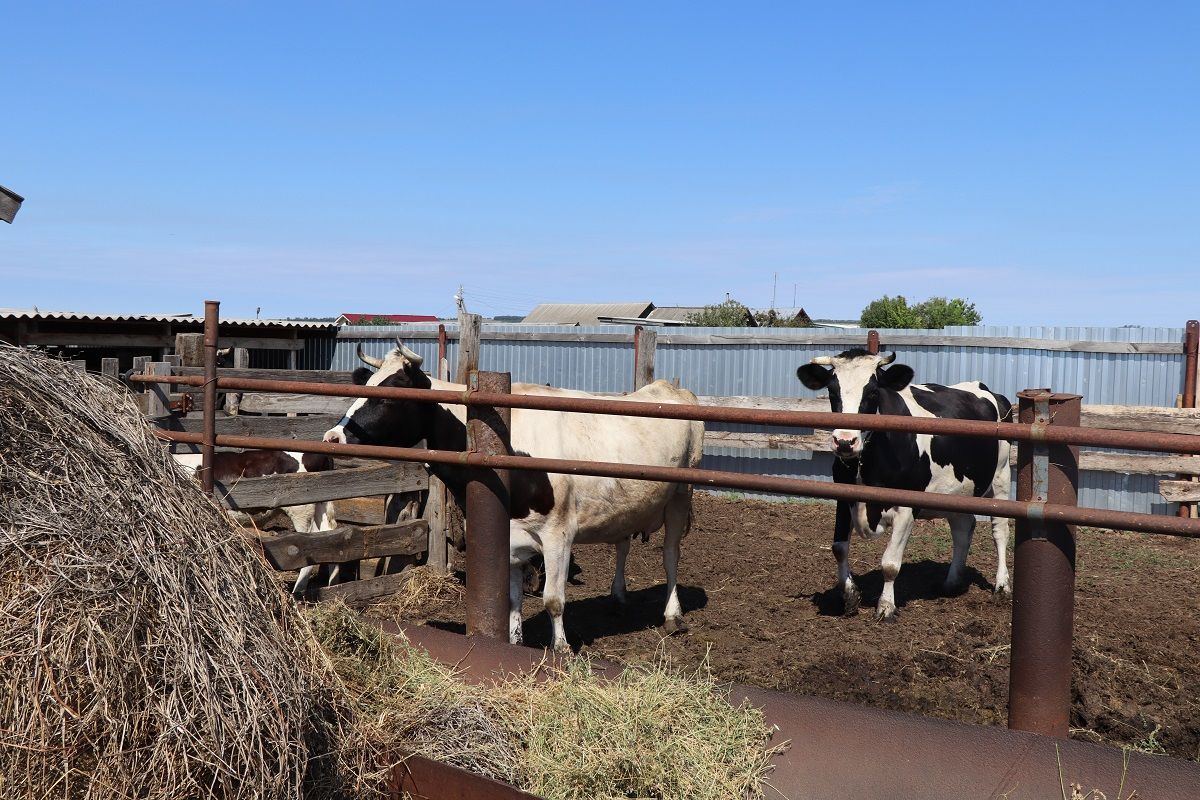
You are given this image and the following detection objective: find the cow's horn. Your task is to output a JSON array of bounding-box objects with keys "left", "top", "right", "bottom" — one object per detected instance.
[
  {"left": 395, "top": 339, "right": 424, "bottom": 366},
  {"left": 880, "top": 351, "right": 897, "bottom": 365},
  {"left": 810, "top": 356, "right": 834, "bottom": 365},
  {"left": 357, "top": 344, "right": 384, "bottom": 368}
]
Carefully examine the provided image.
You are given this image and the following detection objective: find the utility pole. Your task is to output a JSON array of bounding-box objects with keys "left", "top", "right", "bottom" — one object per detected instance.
[{"left": 772, "top": 272, "right": 777, "bottom": 310}]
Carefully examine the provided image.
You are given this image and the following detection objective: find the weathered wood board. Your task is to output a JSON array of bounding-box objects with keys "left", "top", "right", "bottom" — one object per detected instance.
[{"left": 216, "top": 463, "right": 427, "bottom": 511}]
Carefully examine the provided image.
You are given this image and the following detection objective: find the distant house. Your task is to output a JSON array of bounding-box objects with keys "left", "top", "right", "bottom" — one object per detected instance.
[
  {"left": 522, "top": 302, "right": 655, "bottom": 326},
  {"left": 335, "top": 313, "right": 440, "bottom": 325},
  {"left": 750, "top": 307, "right": 815, "bottom": 327}
]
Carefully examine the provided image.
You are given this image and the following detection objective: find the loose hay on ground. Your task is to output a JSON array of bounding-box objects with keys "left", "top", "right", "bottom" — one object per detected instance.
[{"left": 308, "top": 602, "right": 784, "bottom": 800}]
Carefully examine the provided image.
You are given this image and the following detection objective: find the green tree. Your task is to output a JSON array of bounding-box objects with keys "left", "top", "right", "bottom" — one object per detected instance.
[
  {"left": 686, "top": 299, "right": 755, "bottom": 327},
  {"left": 859, "top": 295, "right": 982, "bottom": 329},
  {"left": 913, "top": 296, "right": 981, "bottom": 328},
  {"left": 859, "top": 295, "right": 923, "bottom": 328}
]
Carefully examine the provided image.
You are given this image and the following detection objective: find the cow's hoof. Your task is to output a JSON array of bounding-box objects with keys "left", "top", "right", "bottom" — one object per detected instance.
[
  {"left": 663, "top": 615, "right": 688, "bottom": 635},
  {"left": 992, "top": 585, "right": 1012, "bottom": 604},
  {"left": 874, "top": 603, "right": 897, "bottom": 622},
  {"left": 552, "top": 640, "right": 572, "bottom": 655},
  {"left": 942, "top": 579, "right": 968, "bottom": 597},
  {"left": 843, "top": 585, "right": 862, "bottom": 616}
]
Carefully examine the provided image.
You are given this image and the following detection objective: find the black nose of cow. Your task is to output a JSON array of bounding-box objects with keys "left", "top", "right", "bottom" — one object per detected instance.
[{"left": 834, "top": 436, "right": 859, "bottom": 453}]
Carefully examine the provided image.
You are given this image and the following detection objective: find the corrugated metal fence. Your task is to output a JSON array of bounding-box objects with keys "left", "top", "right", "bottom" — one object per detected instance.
[{"left": 322, "top": 324, "right": 1193, "bottom": 516}]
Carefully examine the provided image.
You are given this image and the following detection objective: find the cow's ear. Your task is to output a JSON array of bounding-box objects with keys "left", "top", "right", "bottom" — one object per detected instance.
[
  {"left": 796, "top": 364, "right": 833, "bottom": 390},
  {"left": 878, "top": 364, "right": 914, "bottom": 391},
  {"left": 351, "top": 367, "right": 373, "bottom": 385}
]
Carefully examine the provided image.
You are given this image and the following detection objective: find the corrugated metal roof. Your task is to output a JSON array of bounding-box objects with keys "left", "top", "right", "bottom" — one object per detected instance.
[
  {"left": 522, "top": 302, "right": 653, "bottom": 325},
  {"left": 646, "top": 307, "right": 705, "bottom": 322},
  {"left": 0, "top": 308, "right": 337, "bottom": 330}
]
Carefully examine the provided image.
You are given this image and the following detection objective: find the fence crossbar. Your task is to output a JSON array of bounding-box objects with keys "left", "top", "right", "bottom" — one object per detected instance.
[
  {"left": 131, "top": 373, "right": 1200, "bottom": 456},
  {"left": 154, "top": 429, "right": 1200, "bottom": 538}
]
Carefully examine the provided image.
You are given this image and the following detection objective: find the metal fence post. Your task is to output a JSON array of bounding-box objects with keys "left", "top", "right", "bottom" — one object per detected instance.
[
  {"left": 201, "top": 300, "right": 219, "bottom": 496},
  {"left": 1179, "top": 320, "right": 1198, "bottom": 518},
  {"left": 1008, "top": 389, "right": 1081, "bottom": 737},
  {"left": 867, "top": 329, "right": 880, "bottom": 355},
  {"left": 465, "top": 370, "right": 512, "bottom": 639}
]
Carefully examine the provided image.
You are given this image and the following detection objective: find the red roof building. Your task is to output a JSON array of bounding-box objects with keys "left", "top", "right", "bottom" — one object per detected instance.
[{"left": 335, "top": 313, "right": 440, "bottom": 325}]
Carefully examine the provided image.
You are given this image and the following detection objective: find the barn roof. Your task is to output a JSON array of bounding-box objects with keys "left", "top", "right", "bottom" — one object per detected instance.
[
  {"left": 0, "top": 308, "right": 337, "bottom": 330},
  {"left": 522, "top": 302, "right": 655, "bottom": 326}
]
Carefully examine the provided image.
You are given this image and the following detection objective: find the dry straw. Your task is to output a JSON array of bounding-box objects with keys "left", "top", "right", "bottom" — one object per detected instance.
[
  {"left": 0, "top": 345, "right": 350, "bottom": 799},
  {"left": 0, "top": 344, "right": 781, "bottom": 799}
]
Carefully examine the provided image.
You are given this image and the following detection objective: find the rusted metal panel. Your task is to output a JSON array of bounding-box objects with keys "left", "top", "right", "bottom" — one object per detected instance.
[
  {"left": 465, "top": 370, "right": 512, "bottom": 640},
  {"left": 134, "top": 372, "right": 1200, "bottom": 456},
  {"left": 389, "top": 753, "right": 544, "bottom": 800},
  {"left": 381, "top": 622, "right": 1200, "bottom": 800},
  {"left": 148, "top": 427, "right": 1200, "bottom": 538},
  {"left": 201, "top": 301, "right": 219, "bottom": 495},
  {"left": 1009, "top": 391, "right": 1081, "bottom": 737}
]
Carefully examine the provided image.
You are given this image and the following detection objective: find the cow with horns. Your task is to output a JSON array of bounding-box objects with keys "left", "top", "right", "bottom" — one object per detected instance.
[
  {"left": 796, "top": 349, "right": 1013, "bottom": 621},
  {"left": 323, "top": 340, "right": 705, "bottom": 652}
]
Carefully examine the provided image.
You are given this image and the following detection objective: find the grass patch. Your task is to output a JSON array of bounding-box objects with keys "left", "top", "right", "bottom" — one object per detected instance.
[{"left": 307, "top": 602, "right": 784, "bottom": 799}]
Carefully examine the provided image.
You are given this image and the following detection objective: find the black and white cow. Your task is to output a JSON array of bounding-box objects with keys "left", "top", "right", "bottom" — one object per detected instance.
[
  {"left": 173, "top": 449, "right": 339, "bottom": 596},
  {"left": 797, "top": 349, "right": 1012, "bottom": 621},
  {"left": 323, "top": 341, "right": 705, "bottom": 652}
]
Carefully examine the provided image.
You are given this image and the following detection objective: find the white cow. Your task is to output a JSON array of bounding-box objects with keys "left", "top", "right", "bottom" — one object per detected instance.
[
  {"left": 172, "top": 449, "right": 339, "bottom": 596},
  {"left": 323, "top": 341, "right": 705, "bottom": 652}
]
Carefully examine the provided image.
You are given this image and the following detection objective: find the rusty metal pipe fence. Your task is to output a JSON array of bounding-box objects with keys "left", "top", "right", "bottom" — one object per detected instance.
[{"left": 128, "top": 305, "right": 1200, "bottom": 795}]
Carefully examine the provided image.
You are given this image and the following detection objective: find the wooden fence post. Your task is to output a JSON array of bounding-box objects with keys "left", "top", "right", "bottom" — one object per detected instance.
[
  {"left": 145, "top": 362, "right": 172, "bottom": 418},
  {"left": 455, "top": 312, "right": 482, "bottom": 384},
  {"left": 634, "top": 326, "right": 657, "bottom": 390},
  {"left": 436, "top": 311, "right": 481, "bottom": 566},
  {"left": 101, "top": 357, "right": 119, "bottom": 381},
  {"left": 176, "top": 333, "right": 205, "bottom": 367},
  {"left": 225, "top": 347, "right": 250, "bottom": 415}
]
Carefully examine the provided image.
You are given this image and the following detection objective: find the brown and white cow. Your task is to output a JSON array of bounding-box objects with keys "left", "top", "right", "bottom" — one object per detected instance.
[
  {"left": 323, "top": 341, "right": 705, "bottom": 652},
  {"left": 172, "top": 449, "right": 339, "bottom": 596}
]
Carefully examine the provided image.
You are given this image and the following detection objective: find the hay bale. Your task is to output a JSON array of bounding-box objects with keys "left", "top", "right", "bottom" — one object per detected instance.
[{"left": 0, "top": 345, "right": 349, "bottom": 799}]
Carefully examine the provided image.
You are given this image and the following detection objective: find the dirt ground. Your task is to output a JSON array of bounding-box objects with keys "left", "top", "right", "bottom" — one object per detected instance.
[{"left": 363, "top": 493, "right": 1200, "bottom": 761}]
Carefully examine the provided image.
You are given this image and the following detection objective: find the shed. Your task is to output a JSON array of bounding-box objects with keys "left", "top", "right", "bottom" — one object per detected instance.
[{"left": 522, "top": 302, "right": 654, "bottom": 326}]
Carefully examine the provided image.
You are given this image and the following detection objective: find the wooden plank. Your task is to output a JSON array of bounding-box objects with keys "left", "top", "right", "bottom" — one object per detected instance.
[
  {"left": 1159, "top": 481, "right": 1200, "bottom": 503},
  {"left": 696, "top": 395, "right": 831, "bottom": 413},
  {"left": 145, "top": 362, "right": 171, "bottom": 418},
  {"left": 455, "top": 312, "right": 482, "bottom": 384},
  {"left": 425, "top": 473, "right": 449, "bottom": 573},
  {"left": 1081, "top": 405, "right": 1200, "bottom": 435},
  {"left": 176, "top": 413, "right": 340, "bottom": 440},
  {"left": 24, "top": 332, "right": 174, "bottom": 348},
  {"left": 317, "top": 569, "right": 422, "bottom": 606},
  {"left": 235, "top": 392, "right": 353, "bottom": 415},
  {"left": 634, "top": 327, "right": 657, "bottom": 391},
  {"left": 176, "top": 366, "right": 355, "bottom": 383},
  {"left": 217, "top": 336, "right": 304, "bottom": 351},
  {"left": 256, "top": 520, "right": 428, "bottom": 571},
  {"left": 68, "top": 359, "right": 87, "bottom": 373},
  {"left": 218, "top": 462, "right": 428, "bottom": 510},
  {"left": 101, "top": 357, "right": 119, "bottom": 380},
  {"left": 175, "top": 333, "right": 205, "bottom": 366},
  {"left": 705, "top": 430, "right": 830, "bottom": 451}
]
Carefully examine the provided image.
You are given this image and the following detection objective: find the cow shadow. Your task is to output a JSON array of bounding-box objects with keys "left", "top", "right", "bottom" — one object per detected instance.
[
  {"left": 427, "top": 583, "right": 708, "bottom": 651},
  {"left": 807, "top": 559, "right": 991, "bottom": 617}
]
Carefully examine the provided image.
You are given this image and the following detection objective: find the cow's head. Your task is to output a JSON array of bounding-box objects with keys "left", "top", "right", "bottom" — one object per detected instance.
[
  {"left": 795, "top": 348, "right": 914, "bottom": 458},
  {"left": 323, "top": 340, "right": 432, "bottom": 447}
]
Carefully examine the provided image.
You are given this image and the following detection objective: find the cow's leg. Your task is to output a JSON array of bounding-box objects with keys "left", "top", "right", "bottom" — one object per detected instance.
[
  {"left": 541, "top": 536, "right": 573, "bottom": 653},
  {"left": 832, "top": 458, "right": 860, "bottom": 614},
  {"left": 876, "top": 506, "right": 915, "bottom": 621},
  {"left": 292, "top": 565, "right": 319, "bottom": 599},
  {"left": 944, "top": 513, "right": 976, "bottom": 593},
  {"left": 990, "top": 445, "right": 1013, "bottom": 599},
  {"left": 611, "top": 536, "right": 631, "bottom": 607},
  {"left": 990, "top": 516, "right": 1012, "bottom": 599},
  {"left": 508, "top": 561, "right": 526, "bottom": 645},
  {"left": 661, "top": 486, "right": 690, "bottom": 634}
]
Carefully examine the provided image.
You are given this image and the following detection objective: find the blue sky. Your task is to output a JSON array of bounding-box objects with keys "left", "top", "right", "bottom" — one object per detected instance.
[{"left": 2, "top": 2, "right": 1197, "bottom": 325}]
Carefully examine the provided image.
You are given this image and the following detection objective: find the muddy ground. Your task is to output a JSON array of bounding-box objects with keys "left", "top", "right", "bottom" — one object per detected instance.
[{"left": 362, "top": 493, "right": 1200, "bottom": 761}]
